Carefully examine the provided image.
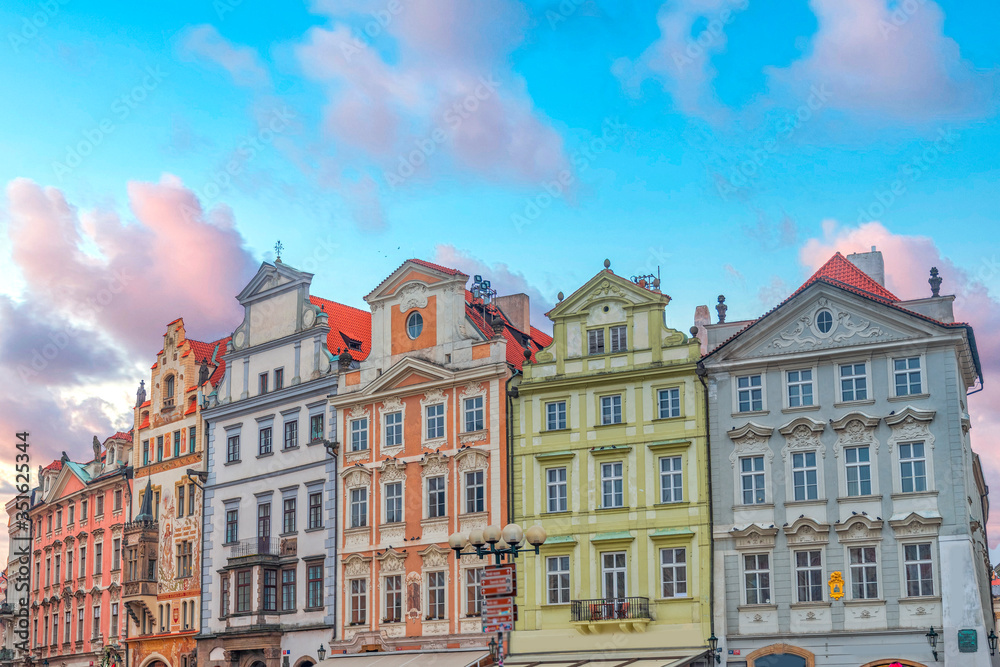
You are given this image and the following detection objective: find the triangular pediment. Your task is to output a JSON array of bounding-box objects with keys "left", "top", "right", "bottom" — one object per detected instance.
[
  {"left": 547, "top": 269, "right": 669, "bottom": 319},
  {"left": 714, "top": 283, "right": 939, "bottom": 362},
  {"left": 44, "top": 463, "right": 89, "bottom": 505},
  {"left": 366, "top": 260, "right": 468, "bottom": 303},
  {"left": 236, "top": 261, "right": 313, "bottom": 304},
  {"left": 360, "top": 357, "right": 452, "bottom": 395}
]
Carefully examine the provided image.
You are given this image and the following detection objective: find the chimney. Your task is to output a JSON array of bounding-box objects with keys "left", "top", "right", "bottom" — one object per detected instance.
[
  {"left": 846, "top": 246, "right": 885, "bottom": 286},
  {"left": 494, "top": 293, "right": 530, "bottom": 334}
]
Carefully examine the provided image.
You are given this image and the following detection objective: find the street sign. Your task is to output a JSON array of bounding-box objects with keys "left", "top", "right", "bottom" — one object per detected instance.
[
  {"left": 482, "top": 596, "right": 515, "bottom": 633},
  {"left": 482, "top": 564, "right": 516, "bottom": 597}
]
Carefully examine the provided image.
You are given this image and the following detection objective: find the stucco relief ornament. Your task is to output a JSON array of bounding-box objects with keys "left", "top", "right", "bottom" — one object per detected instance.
[
  {"left": 379, "top": 458, "right": 407, "bottom": 482},
  {"left": 420, "top": 452, "right": 449, "bottom": 477},
  {"left": 378, "top": 550, "right": 405, "bottom": 574},
  {"left": 397, "top": 283, "right": 429, "bottom": 312},
  {"left": 590, "top": 280, "right": 626, "bottom": 299},
  {"left": 456, "top": 448, "right": 489, "bottom": 473},
  {"left": 345, "top": 556, "right": 371, "bottom": 577},
  {"left": 420, "top": 389, "right": 446, "bottom": 406},
  {"left": 461, "top": 383, "right": 485, "bottom": 397},
  {"left": 346, "top": 468, "right": 372, "bottom": 489},
  {"left": 728, "top": 430, "right": 773, "bottom": 468},
  {"left": 421, "top": 547, "right": 449, "bottom": 569},
  {"left": 382, "top": 396, "right": 404, "bottom": 413},
  {"left": 348, "top": 405, "right": 370, "bottom": 421}
]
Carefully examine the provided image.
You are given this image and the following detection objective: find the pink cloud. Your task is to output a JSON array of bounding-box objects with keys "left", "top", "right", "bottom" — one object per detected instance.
[
  {"left": 180, "top": 25, "right": 271, "bottom": 88},
  {"left": 767, "top": 0, "right": 991, "bottom": 121},
  {"left": 801, "top": 220, "right": 1000, "bottom": 545}
]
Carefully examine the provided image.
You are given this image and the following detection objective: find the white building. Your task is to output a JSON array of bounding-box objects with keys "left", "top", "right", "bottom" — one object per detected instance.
[{"left": 197, "top": 260, "right": 371, "bottom": 667}]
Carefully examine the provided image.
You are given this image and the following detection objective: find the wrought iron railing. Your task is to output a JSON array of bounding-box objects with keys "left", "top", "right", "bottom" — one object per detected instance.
[
  {"left": 228, "top": 537, "right": 281, "bottom": 559},
  {"left": 570, "top": 597, "right": 650, "bottom": 622},
  {"left": 0, "top": 647, "right": 15, "bottom": 660}
]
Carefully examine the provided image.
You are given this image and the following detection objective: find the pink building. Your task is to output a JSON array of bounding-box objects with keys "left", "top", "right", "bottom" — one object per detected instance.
[{"left": 28, "top": 432, "right": 133, "bottom": 667}]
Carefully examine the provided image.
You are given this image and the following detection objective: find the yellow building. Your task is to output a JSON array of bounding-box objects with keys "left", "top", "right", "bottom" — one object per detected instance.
[{"left": 508, "top": 264, "right": 714, "bottom": 665}]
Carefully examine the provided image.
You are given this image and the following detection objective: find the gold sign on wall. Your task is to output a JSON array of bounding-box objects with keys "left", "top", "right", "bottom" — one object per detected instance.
[{"left": 829, "top": 571, "right": 845, "bottom": 600}]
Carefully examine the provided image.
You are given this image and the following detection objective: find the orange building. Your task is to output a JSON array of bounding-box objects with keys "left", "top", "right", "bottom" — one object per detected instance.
[{"left": 327, "top": 259, "right": 549, "bottom": 655}]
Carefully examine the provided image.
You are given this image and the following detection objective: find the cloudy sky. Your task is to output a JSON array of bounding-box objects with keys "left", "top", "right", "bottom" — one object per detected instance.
[{"left": 0, "top": 0, "right": 998, "bottom": 560}]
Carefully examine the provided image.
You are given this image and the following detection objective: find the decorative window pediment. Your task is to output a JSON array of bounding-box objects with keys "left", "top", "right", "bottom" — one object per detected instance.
[
  {"left": 376, "top": 548, "right": 407, "bottom": 574},
  {"left": 889, "top": 512, "right": 942, "bottom": 537},
  {"left": 885, "top": 406, "right": 936, "bottom": 452},
  {"left": 419, "top": 544, "right": 450, "bottom": 570},
  {"left": 454, "top": 446, "right": 489, "bottom": 473},
  {"left": 782, "top": 517, "right": 830, "bottom": 545},
  {"left": 731, "top": 524, "right": 778, "bottom": 550},
  {"left": 778, "top": 416, "right": 826, "bottom": 462},
  {"left": 378, "top": 457, "right": 407, "bottom": 483},
  {"left": 343, "top": 553, "right": 372, "bottom": 577},
  {"left": 340, "top": 464, "right": 372, "bottom": 489},
  {"left": 728, "top": 422, "right": 774, "bottom": 468},
  {"left": 831, "top": 412, "right": 880, "bottom": 458},
  {"left": 420, "top": 451, "right": 449, "bottom": 477},
  {"left": 835, "top": 515, "right": 884, "bottom": 543}
]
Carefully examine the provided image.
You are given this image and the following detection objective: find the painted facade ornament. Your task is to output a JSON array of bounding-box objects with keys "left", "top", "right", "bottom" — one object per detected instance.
[{"left": 828, "top": 571, "right": 845, "bottom": 600}]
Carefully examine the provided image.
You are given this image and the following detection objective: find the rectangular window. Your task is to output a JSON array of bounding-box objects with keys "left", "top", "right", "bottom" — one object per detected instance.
[
  {"left": 466, "top": 568, "right": 484, "bottom": 617},
  {"left": 79, "top": 546, "right": 86, "bottom": 577},
  {"left": 310, "top": 413, "right": 325, "bottom": 441},
  {"left": 787, "top": 369, "right": 814, "bottom": 407},
  {"left": 114, "top": 488, "right": 122, "bottom": 511},
  {"left": 659, "top": 456, "right": 683, "bottom": 504},
  {"left": 350, "top": 578, "right": 367, "bottom": 624},
  {"left": 465, "top": 470, "right": 484, "bottom": 514},
  {"left": 588, "top": 328, "right": 605, "bottom": 355},
  {"left": 263, "top": 569, "right": 277, "bottom": 611},
  {"left": 258, "top": 372, "right": 268, "bottom": 395},
  {"left": 350, "top": 488, "right": 368, "bottom": 528},
  {"left": 64, "top": 610, "right": 70, "bottom": 643},
  {"left": 546, "top": 467, "right": 567, "bottom": 513},
  {"left": 178, "top": 485, "right": 185, "bottom": 518},
  {"left": 426, "top": 404, "right": 445, "bottom": 440},
  {"left": 94, "top": 542, "right": 103, "bottom": 574},
  {"left": 658, "top": 387, "right": 680, "bottom": 419},
  {"left": 547, "top": 555, "right": 570, "bottom": 604},
  {"left": 795, "top": 550, "right": 823, "bottom": 602},
  {"left": 111, "top": 602, "right": 118, "bottom": 636},
  {"left": 792, "top": 451, "right": 818, "bottom": 501},
  {"left": 69, "top": 505, "right": 75, "bottom": 525},
  {"left": 283, "top": 420, "right": 298, "bottom": 449},
  {"left": 660, "top": 548, "right": 687, "bottom": 599},
  {"left": 143, "top": 439, "right": 149, "bottom": 466},
  {"left": 601, "top": 551, "right": 627, "bottom": 599},
  {"left": 258, "top": 427, "right": 272, "bottom": 455},
  {"left": 67, "top": 550, "right": 73, "bottom": 581},
  {"left": 464, "top": 396, "right": 484, "bottom": 432},
  {"left": 188, "top": 425, "right": 196, "bottom": 453},
  {"left": 177, "top": 541, "right": 193, "bottom": 578},
  {"left": 899, "top": 442, "right": 928, "bottom": 493},
  {"left": 77, "top": 608, "right": 83, "bottom": 639},
  {"left": 257, "top": 503, "right": 271, "bottom": 540},
  {"left": 849, "top": 546, "right": 878, "bottom": 599},
  {"left": 740, "top": 456, "right": 766, "bottom": 505},
  {"left": 225, "top": 509, "right": 238, "bottom": 544},
  {"left": 308, "top": 492, "right": 323, "bottom": 529},
  {"left": 384, "top": 575, "right": 402, "bottom": 622},
  {"left": 97, "top": 493, "right": 105, "bottom": 517},
  {"left": 274, "top": 368, "right": 284, "bottom": 390},
  {"left": 236, "top": 570, "right": 251, "bottom": 612},
  {"left": 281, "top": 568, "right": 296, "bottom": 611},
  {"left": 904, "top": 543, "right": 934, "bottom": 597},
  {"left": 283, "top": 498, "right": 296, "bottom": 534},
  {"left": 427, "top": 571, "right": 446, "bottom": 619},
  {"left": 428, "top": 476, "right": 446, "bottom": 518},
  {"left": 845, "top": 446, "right": 872, "bottom": 497},
  {"left": 112, "top": 538, "right": 121, "bottom": 571},
  {"left": 894, "top": 357, "right": 922, "bottom": 396},
  {"left": 546, "top": 401, "right": 566, "bottom": 430},
  {"left": 307, "top": 564, "right": 323, "bottom": 608},
  {"left": 743, "top": 554, "right": 771, "bottom": 605},
  {"left": 226, "top": 434, "right": 240, "bottom": 463},
  {"left": 384, "top": 412, "right": 402, "bottom": 447},
  {"left": 600, "top": 394, "right": 622, "bottom": 425},
  {"left": 609, "top": 325, "right": 627, "bottom": 352},
  {"left": 385, "top": 482, "right": 403, "bottom": 523},
  {"left": 157, "top": 435, "right": 164, "bottom": 462},
  {"left": 173, "top": 430, "right": 181, "bottom": 457},
  {"left": 737, "top": 374, "right": 763, "bottom": 412},
  {"left": 188, "top": 483, "right": 195, "bottom": 516},
  {"left": 600, "top": 462, "right": 624, "bottom": 509},
  {"left": 54, "top": 555, "right": 60, "bottom": 582},
  {"left": 840, "top": 363, "right": 868, "bottom": 402},
  {"left": 351, "top": 418, "right": 369, "bottom": 451},
  {"left": 220, "top": 576, "right": 230, "bottom": 616}
]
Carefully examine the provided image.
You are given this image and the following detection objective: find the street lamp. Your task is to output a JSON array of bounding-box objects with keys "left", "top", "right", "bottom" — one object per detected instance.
[
  {"left": 707, "top": 633, "right": 721, "bottom": 664},
  {"left": 925, "top": 627, "right": 939, "bottom": 661},
  {"left": 449, "top": 523, "right": 547, "bottom": 565},
  {"left": 317, "top": 644, "right": 327, "bottom": 661},
  {"left": 488, "top": 636, "right": 499, "bottom": 662},
  {"left": 989, "top": 629, "right": 998, "bottom": 656}
]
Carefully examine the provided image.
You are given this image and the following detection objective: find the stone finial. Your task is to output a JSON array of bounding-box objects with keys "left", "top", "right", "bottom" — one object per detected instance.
[
  {"left": 929, "top": 267, "right": 942, "bottom": 297},
  {"left": 603, "top": 259, "right": 611, "bottom": 269},
  {"left": 689, "top": 326, "right": 699, "bottom": 337},
  {"left": 716, "top": 295, "right": 728, "bottom": 324},
  {"left": 135, "top": 380, "right": 146, "bottom": 408},
  {"left": 557, "top": 292, "right": 564, "bottom": 302}
]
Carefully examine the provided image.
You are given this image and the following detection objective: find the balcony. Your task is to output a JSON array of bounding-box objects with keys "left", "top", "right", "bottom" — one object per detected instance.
[
  {"left": 570, "top": 597, "right": 651, "bottom": 634},
  {"left": 123, "top": 580, "right": 157, "bottom": 597},
  {"left": 123, "top": 520, "right": 158, "bottom": 538},
  {"left": 228, "top": 538, "right": 282, "bottom": 562},
  {"left": 0, "top": 648, "right": 15, "bottom": 662}
]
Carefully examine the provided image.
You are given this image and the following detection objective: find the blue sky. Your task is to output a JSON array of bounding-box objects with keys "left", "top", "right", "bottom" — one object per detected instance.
[{"left": 1, "top": 0, "right": 1000, "bottom": 550}]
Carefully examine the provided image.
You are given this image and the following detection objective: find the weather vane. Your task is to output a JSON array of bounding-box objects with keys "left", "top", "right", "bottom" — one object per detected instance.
[{"left": 275, "top": 240, "right": 283, "bottom": 262}]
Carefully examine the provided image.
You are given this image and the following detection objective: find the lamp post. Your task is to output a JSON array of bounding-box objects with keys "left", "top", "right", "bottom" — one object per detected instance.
[
  {"left": 317, "top": 644, "right": 327, "bottom": 661},
  {"left": 707, "top": 633, "right": 721, "bottom": 664},
  {"left": 925, "top": 626, "right": 939, "bottom": 662},
  {"left": 990, "top": 629, "right": 998, "bottom": 656},
  {"left": 449, "top": 523, "right": 547, "bottom": 665}
]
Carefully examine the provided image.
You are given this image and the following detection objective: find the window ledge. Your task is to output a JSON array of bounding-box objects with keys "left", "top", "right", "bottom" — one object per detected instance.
[
  {"left": 256, "top": 452, "right": 274, "bottom": 459},
  {"left": 651, "top": 415, "right": 684, "bottom": 422},
  {"left": 790, "top": 601, "right": 831, "bottom": 609},
  {"left": 785, "top": 499, "right": 828, "bottom": 507},
  {"left": 781, "top": 405, "right": 820, "bottom": 414},
  {"left": 899, "top": 595, "right": 941, "bottom": 603},
  {"left": 656, "top": 596, "right": 691, "bottom": 603},
  {"left": 732, "top": 410, "right": 769, "bottom": 418},
  {"left": 889, "top": 393, "right": 930, "bottom": 402},
  {"left": 594, "top": 506, "right": 628, "bottom": 513},
  {"left": 732, "top": 503, "right": 775, "bottom": 510},
  {"left": 304, "top": 526, "right": 324, "bottom": 533},
  {"left": 890, "top": 490, "right": 939, "bottom": 500},
  {"left": 461, "top": 429, "right": 488, "bottom": 438},
  {"left": 282, "top": 445, "right": 301, "bottom": 452},
  {"left": 543, "top": 427, "right": 570, "bottom": 433},
  {"left": 834, "top": 398, "right": 876, "bottom": 408},
  {"left": 837, "top": 494, "right": 883, "bottom": 503},
  {"left": 594, "top": 421, "right": 625, "bottom": 428},
  {"left": 737, "top": 604, "right": 777, "bottom": 612},
  {"left": 279, "top": 531, "right": 297, "bottom": 538},
  {"left": 224, "top": 460, "right": 242, "bottom": 466},
  {"left": 843, "top": 598, "right": 886, "bottom": 606},
  {"left": 653, "top": 501, "right": 692, "bottom": 509}
]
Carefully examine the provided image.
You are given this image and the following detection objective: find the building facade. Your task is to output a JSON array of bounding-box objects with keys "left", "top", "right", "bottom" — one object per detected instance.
[
  {"left": 507, "top": 264, "right": 713, "bottom": 665},
  {"left": 1, "top": 497, "right": 30, "bottom": 666},
  {"left": 197, "top": 260, "right": 370, "bottom": 667},
  {"left": 123, "top": 317, "right": 229, "bottom": 667},
  {"left": 27, "top": 433, "right": 133, "bottom": 667},
  {"left": 702, "top": 250, "right": 995, "bottom": 667},
  {"left": 327, "top": 259, "right": 546, "bottom": 655}
]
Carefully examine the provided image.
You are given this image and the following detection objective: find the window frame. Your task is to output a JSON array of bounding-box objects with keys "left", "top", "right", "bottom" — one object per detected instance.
[
  {"left": 463, "top": 396, "right": 484, "bottom": 433},
  {"left": 384, "top": 411, "right": 403, "bottom": 448},
  {"left": 599, "top": 394, "right": 623, "bottom": 426},
  {"left": 350, "top": 417, "right": 369, "bottom": 452},
  {"left": 349, "top": 487, "right": 368, "bottom": 529},
  {"left": 659, "top": 455, "right": 684, "bottom": 504},
  {"left": 464, "top": 469, "right": 485, "bottom": 514},
  {"left": 791, "top": 450, "right": 819, "bottom": 502},
  {"left": 427, "top": 476, "right": 447, "bottom": 519},
  {"left": 426, "top": 570, "right": 446, "bottom": 620},
  {"left": 384, "top": 574, "right": 402, "bottom": 623},
  {"left": 735, "top": 374, "right": 765, "bottom": 413},
  {"left": 739, "top": 455, "right": 767, "bottom": 505},
  {"left": 901, "top": 541, "right": 936, "bottom": 598},
  {"left": 546, "top": 466, "right": 568, "bottom": 513},
  {"left": 742, "top": 552, "right": 772, "bottom": 606},
  {"left": 587, "top": 328, "right": 605, "bottom": 355},
  {"left": 609, "top": 324, "right": 627, "bottom": 353},
  {"left": 838, "top": 360, "right": 870, "bottom": 404},
  {"left": 793, "top": 549, "right": 824, "bottom": 603},
  {"left": 844, "top": 445, "right": 874, "bottom": 497},
  {"left": 785, "top": 367, "right": 816, "bottom": 409},
  {"left": 384, "top": 481, "right": 403, "bottom": 524},
  {"left": 600, "top": 461, "right": 624, "bottom": 509},
  {"left": 546, "top": 555, "right": 570, "bottom": 605},
  {"left": 848, "top": 545, "right": 879, "bottom": 600},
  {"left": 891, "top": 355, "right": 924, "bottom": 398},
  {"left": 425, "top": 404, "right": 445, "bottom": 441},
  {"left": 660, "top": 547, "right": 688, "bottom": 599},
  {"left": 545, "top": 400, "right": 567, "bottom": 431},
  {"left": 657, "top": 387, "right": 681, "bottom": 420},
  {"left": 898, "top": 441, "right": 929, "bottom": 494}
]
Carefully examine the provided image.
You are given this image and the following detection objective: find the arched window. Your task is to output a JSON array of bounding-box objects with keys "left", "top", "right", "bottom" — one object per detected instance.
[{"left": 164, "top": 375, "right": 175, "bottom": 399}]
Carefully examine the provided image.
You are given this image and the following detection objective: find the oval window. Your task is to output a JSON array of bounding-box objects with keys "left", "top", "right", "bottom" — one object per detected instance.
[
  {"left": 816, "top": 309, "right": 833, "bottom": 333},
  {"left": 406, "top": 311, "right": 424, "bottom": 339}
]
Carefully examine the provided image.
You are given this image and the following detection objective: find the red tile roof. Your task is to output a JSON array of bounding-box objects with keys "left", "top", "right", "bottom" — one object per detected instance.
[
  {"left": 139, "top": 400, "right": 151, "bottom": 409},
  {"left": 309, "top": 296, "right": 373, "bottom": 362},
  {"left": 106, "top": 431, "right": 132, "bottom": 443},
  {"left": 43, "top": 460, "right": 62, "bottom": 472},
  {"left": 531, "top": 326, "right": 554, "bottom": 348},
  {"left": 408, "top": 258, "right": 467, "bottom": 277},
  {"left": 795, "top": 252, "right": 899, "bottom": 302},
  {"left": 464, "top": 291, "right": 549, "bottom": 370},
  {"left": 187, "top": 335, "right": 231, "bottom": 388}
]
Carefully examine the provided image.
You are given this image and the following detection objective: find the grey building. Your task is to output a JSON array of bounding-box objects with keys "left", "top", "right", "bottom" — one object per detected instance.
[{"left": 701, "top": 249, "right": 994, "bottom": 667}]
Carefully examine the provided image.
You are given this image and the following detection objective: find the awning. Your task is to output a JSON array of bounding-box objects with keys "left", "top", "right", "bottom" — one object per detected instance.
[
  {"left": 504, "top": 650, "right": 709, "bottom": 667},
  {"left": 316, "top": 649, "right": 491, "bottom": 667}
]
